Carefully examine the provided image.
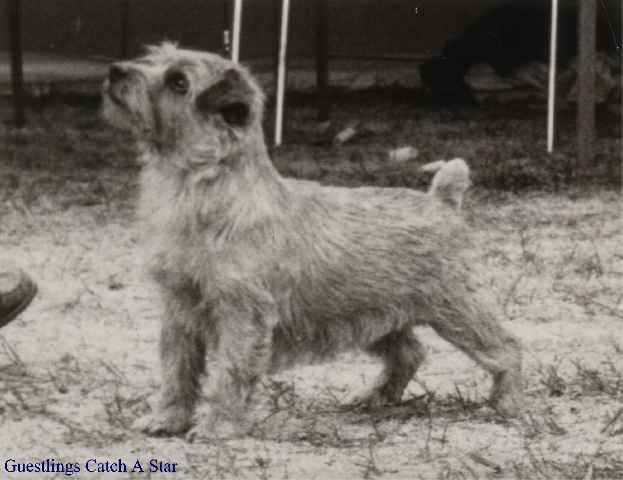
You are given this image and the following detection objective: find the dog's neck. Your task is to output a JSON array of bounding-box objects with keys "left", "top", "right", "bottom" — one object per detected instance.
[
  {"left": 209, "top": 131, "right": 290, "bottom": 224},
  {"left": 138, "top": 130, "right": 290, "bottom": 236},
  {"left": 236, "top": 129, "right": 283, "bottom": 188}
]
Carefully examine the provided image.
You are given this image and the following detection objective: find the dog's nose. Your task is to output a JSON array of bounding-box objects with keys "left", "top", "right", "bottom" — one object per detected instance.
[{"left": 109, "top": 64, "right": 129, "bottom": 83}]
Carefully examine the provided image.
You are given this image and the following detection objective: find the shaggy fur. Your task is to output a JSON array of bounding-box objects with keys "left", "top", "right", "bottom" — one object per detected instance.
[{"left": 102, "top": 43, "right": 522, "bottom": 436}]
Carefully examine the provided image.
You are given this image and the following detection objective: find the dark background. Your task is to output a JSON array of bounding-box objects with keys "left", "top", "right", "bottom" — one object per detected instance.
[{"left": 0, "top": 0, "right": 504, "bottom": 59}]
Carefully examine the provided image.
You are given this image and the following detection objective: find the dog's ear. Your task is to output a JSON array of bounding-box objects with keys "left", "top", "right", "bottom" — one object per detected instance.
[{"left": 196, "top": 68, "right": 254, "bottom": 127}]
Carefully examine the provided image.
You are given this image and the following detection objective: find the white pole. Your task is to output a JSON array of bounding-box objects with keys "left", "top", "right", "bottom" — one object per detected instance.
[
  {"left": 274, "top": 0, "right": 291, "bottom": 146},
  {"left": 547, "top": 0, "right": 559, "bottom": 153},
  {"left": 231, "top": 0, "right": 243, "bottom": 63}
]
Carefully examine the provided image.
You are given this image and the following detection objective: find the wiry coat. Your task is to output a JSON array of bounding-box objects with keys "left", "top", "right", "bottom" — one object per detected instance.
[
  {"left": 141, "top": 159, "right": 469, "bottom": 353},
  {"left": 103, "top": 43, "right": 522, "bottom": 436}
]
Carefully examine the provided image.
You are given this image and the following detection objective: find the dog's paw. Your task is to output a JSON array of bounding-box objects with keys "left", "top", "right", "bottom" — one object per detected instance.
[
  {"left": 489, "top": 373, "right": 523, "bottom": 418},
  {"left": 491, "top": 393, "right": 523, "bottom": 418},
  {"left": 344, "top": 388, "right": 391, "bottom": 411},
  {"left": 185, "top": 409, "right": 217, "bottom": 443},
  {"left": 186, "top": 405, "right": 246, "bottom": 442},
  {"left": 132, "top": 407, "right": 192, "bottom": 436}
]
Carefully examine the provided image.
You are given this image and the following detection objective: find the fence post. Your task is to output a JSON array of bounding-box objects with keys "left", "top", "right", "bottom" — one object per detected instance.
[
  {"left": 577, "top": 0, "right": 597, "bottom": 167},
  {"left": 120, "top": 0, "right": 131, "bottom": 58},
  {"left": 8, "top": 0, "right": 25, "bottom": 128},
  {"left": 315, "top": 0, "right": 329, "bottom": 122}
]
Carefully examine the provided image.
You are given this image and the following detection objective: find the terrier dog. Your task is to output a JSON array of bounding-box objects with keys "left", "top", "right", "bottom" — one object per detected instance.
[{"left": 102, "top": 43, "right": 522, "bottom": 436}]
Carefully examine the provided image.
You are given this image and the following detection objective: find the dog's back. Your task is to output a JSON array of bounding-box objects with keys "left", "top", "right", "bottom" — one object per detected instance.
[{"left": 290, "top": 158, "right": 471, "bottom": 211}]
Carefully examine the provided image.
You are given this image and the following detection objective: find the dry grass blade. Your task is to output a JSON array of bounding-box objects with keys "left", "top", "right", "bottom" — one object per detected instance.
[
  {"left": 0, "top": 335, "right": 27, "bottom": 371},
  {"left": 600, "top": 407, "right": 623, "bottom": 435},
  {"left": 468, "top": 452, "right": 503, "bottom": 475}
]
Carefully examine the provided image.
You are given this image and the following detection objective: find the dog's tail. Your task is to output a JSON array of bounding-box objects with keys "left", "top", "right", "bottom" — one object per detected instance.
[{"left": 421, "top": 158, "right": 471, "bottom": 210}]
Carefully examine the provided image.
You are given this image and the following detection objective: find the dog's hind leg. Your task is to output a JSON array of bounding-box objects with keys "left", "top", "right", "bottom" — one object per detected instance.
[
  {"left": 428, "top": 286, "right": 522, "bottom": 417},
  {"left": 372, "top": 327, "right": 427, "bottom": 403},
  {"left": 351, "top": 327, "right": 426, "bottom": 407}
]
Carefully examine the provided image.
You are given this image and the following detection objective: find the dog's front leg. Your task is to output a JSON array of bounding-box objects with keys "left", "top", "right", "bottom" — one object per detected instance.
[
  {"left": 192, "top": 289, "right": 280, "bottom": 437},
  {"left": 133, "top": 290, "right": 206, "bottom": 436}
]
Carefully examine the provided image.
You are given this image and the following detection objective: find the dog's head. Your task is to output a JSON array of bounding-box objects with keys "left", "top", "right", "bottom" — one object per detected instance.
[{"left": 102, "top": 42, "right": 265, "bottom": 170}]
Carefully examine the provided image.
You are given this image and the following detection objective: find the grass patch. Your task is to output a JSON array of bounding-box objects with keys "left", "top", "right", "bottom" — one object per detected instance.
[{"left": 0, "top": 93, "right": 621, "bottom": 479}]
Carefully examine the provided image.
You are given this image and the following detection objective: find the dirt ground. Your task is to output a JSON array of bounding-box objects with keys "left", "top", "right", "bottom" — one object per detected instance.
[{"left": 0, "top": 93, "right": 621, "bottom": 479}]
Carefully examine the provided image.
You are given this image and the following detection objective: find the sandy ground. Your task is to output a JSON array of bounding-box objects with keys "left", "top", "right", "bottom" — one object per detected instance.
[{"left": 0, "top": 96, "right": 621, "bottom": 479}]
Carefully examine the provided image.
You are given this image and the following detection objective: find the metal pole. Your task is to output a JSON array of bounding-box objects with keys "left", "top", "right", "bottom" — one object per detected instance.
[
  {"left": 8, "top": 0, "right": 25, "bottom": 128},
  {"left": 231, "top": 0, "right": 242, "bottom": 62},
  {"left": 577, "top": 0, "right": 597, "bottom": 166},
  {"left": 274, "top": 0, "right": 290, "bottom": 146},
  {"left": 547, "top": 0, "right": 558, "bottom": 153}
]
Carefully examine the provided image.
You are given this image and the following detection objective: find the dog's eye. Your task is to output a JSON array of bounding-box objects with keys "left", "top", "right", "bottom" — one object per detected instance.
[
  {"left": 218, "top": 103, "right": 249, "bottom": 126},
  {"left": 164, "top": 70, "right": 189, "bottom": 94}
]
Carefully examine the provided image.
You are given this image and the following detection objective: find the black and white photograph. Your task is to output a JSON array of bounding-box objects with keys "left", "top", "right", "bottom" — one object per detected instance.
[{"left": 0, "top": 0, "right": 621, "bottom": 478}]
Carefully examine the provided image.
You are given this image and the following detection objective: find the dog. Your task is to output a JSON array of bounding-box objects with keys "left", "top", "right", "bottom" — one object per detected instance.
[{"left": 102, "top": 43, "right": 522, "bottom": 436}]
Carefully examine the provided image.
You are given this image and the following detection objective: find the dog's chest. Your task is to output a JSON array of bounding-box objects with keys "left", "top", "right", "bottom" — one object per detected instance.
[{"left": 137, "top": 168, "right": 199, "bottom": 275}]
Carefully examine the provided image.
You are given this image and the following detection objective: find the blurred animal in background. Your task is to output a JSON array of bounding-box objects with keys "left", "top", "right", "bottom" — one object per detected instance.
[{"left": 420, "top": 0, "right": 622, "bottom": 106}]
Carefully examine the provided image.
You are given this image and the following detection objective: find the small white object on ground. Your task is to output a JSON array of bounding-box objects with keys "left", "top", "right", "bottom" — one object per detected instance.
[
  {"left": 333, "top": 126, "right": 358, "bottom": 145},
  {"left": 388, "top": 146, "right": 419, "bottom": 163}
]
